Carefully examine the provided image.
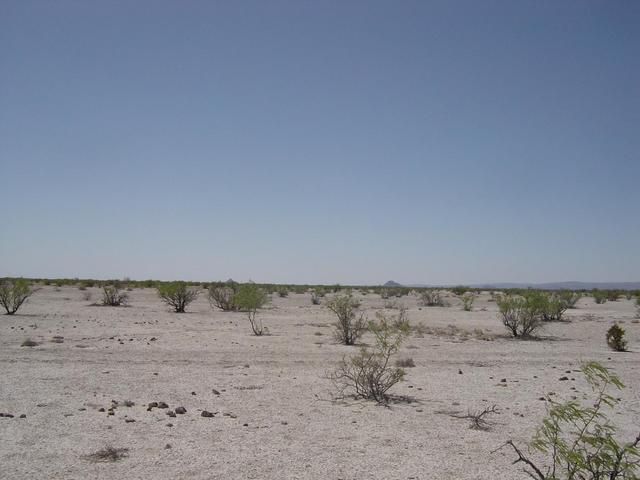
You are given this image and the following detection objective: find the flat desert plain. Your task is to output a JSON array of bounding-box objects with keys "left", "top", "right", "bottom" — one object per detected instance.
[{"left": 1, "top": 286, "right": 638, "bottom": 480}]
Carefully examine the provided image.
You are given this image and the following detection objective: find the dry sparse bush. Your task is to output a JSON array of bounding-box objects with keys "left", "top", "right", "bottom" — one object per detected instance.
[
  {"left": 606, "top": 323, "right": 628, "bottom": 352},
  {"left": 451, "top": 405, "right": 499, "bottom": 431},
  {"left": 499, "top": 362, "right": 640, "bottom": 480},
  {"left": 311, "top": 291, "right": 322, "bottom": 305},
  {"left": 0, "top": 279, "right": 33, "bottom": 315},
  {"left": 208, "top": 281, "right": 239, "bottom": 311},
  {"left": 101, "top": 286, "right": 128, "bottom": 306},
  {"left": 328, "top": 313, "right": 409, "bottom": 404},
  {"left": 418, "top": 289, "right": 445, "bottom": 307},
  {"left": 327, "top": 294, "right": 366, "bottom": 345},
  {"left": 85, "top": 446, "right": 129, "bottom": 463},
  {"left": 277, "top": 287, "right": 289, "bottom": 298},
  {"left": 157, "top": 282, "right": 199, "bottom": 313},
  {"left": 395, "top": 357, "right": 415, "bottom": 368}
]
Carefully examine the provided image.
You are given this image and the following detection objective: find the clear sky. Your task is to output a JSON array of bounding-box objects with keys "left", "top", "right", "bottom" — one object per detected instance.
[{"left": 1, "top": 1, "right": 638, "bottom": 285}]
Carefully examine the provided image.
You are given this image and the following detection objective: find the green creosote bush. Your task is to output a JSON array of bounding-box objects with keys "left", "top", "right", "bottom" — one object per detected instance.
[
  {"left": 556, "top": 290, "right": 581, "bottom": 309},
  {"left": 101, "top": 285, "right": 128, "bottom": 306},
  {"left": 208, "top": 280, "right": 239, "bottom": 311},
  {"left": 277, "top": 287, "right": 289, "bottom": 298},
  {"left": 606, "top": 323, "right": 628, "bottom": 352},
  {"left": 0, "top": 279, "right": 33, "bottom": 315},
  {"left": 501, "top": 362, "right": 640, "bottom": 480},
  {"left": 461, "top": 292, "right": 475, "bottom": 311},
  {"left": 234, "top": 283, "right": 269, "bottom": 335},
  {"left": 326, "top": 294, "right": 366, "bottom": 345},
  {"left": 157, "top": 282, "right": 199, "bottom": 313},
  {"left": 327, "top": 312, "right": 410, "bottom": 404},
  {"left": 497, "top": 295, "right": 543, "bottom": 338}
]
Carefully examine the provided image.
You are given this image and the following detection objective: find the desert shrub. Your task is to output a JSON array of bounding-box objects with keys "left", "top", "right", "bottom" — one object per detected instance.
[
  {"left": 0, "top": 279, "right": 33, "bottom": 315},
  {"left": 277, "top": 287, "right": 289, "bottom": 298},
  {"left": 451, "top": 405, "right": 499, "bottom": 431},
  {"left": 523, "top": 291, "right": 568, "bottom": 322},
  {"left": 101, "top": 286, "right": 128, "bottom": 306},
  {"left": 21, "top": 338, "right": 39, "bottom": 347},
  {"left": 451, "top": 285, "right": 469, "bottom": 296},
  {"left": 501, "top": 362, "right": 640, "bottom": 480},
  {"left": 418, "top": 289, "right": 445, "bottom": 307},
  {"left": 85, "top": 446, "right": 129, "bottom": 463},
  {"left": 157, "top": 282, "right": 199, "bottom": 313},
  {"left": 395, "top": 357, "right": 415, "bottom": 368},
  {"left": 234, "top": 283, "right": 269, "bottom": 335},
  {"left": 311, "top": 291, "right": 322, "bottom": 305},
  {"left": 208, "top": 281, "right": 239, "bottom": 311},
  {"left": 327, "top": 294, "right": 366, "bottom": 345},
  {"left": 461, "top": 292, "right": 475, "bottom": 311},
  {"left": 556, "top": 290, "right": 581, "bottom": 309},
  {"left": 384, "top": 298, "right": 398, "bottom": 309},
  {"left": 592, "top": 290, "right": 608, "bottom": 304},
  {"left": 391, "top": 305, "right": 410, "bottom": 330},
  {"left": 380, "top": 288, "right": 392, "bottom": 299},
  {"left": 606, "top": 323, "right": 628, "bottom": 352},
  {"left": 328, "top": 313, "right": 409, "bottom": 404},
  {"left": 497, "top": 295, "right": 542, "bottom": 338}
]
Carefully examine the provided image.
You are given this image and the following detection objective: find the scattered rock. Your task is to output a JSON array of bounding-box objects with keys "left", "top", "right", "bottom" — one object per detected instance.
[
  {"left": 157, "top": 402, "right": 169, "bottom": 409},
  {"left": 559, "top": 376, "right": 569, "bottom": 381},
  {"left": 201, "top": 411, "right": 215, "bottom": 418},
  {"left": 500, "top": 378, "right": 507, "bottom": 383},
  {"left": 175, "top": 407, "right": 186, "bottom": 414},
  {"left": 148, "top": 402, "right": 158, "bottom": 408},
  {"left": 165, "top": 444, "right": 172, "bottom": 449},
  {"left": 212, "top": 389, "right": 220, "bottom": 396},
  {"left": 98, "top": 408, "right": 105, "bottom": 412},
  {"left": 166, "top": 411, "right": 176, "bottom": 417},
  {"left": 458, "top": 370, "right": 463, "bottom": 374},
  {"left": 166, "top": 423, "right": 173, "bottom": 427},
  {"left": 243, "top": 423, "right": 248, "bottom": 427},
  {"left": 125, "top": 418, "right": 135, "bottom": 423},
  {"left": 19, "top": 414, "right": 26, "bottom": 419}
]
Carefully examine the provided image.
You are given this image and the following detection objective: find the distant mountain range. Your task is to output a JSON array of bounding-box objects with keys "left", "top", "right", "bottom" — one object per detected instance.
[{"left": 383, "top": 281, "right": 640, "bottom": 291}]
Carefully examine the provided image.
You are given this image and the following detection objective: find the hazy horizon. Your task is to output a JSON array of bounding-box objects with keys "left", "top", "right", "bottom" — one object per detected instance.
[{"left": 1, "top": 1, "right": 639, "bottom": 285}]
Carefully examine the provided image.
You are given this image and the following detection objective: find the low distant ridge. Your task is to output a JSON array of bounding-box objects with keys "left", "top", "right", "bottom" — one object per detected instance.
[{"left": 383, "top": 280, "right": 403, "bottom": 287}]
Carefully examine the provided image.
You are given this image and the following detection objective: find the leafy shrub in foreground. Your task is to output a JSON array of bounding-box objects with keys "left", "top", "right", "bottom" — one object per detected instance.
[
  {"left": 326, "top": 294, "right": 366, "bottom": 345},
  {"left": 497, "top": 295, "right": 543, "bottom": 338},
  {"left": 502, "top": 362, "right": 640, "bottom": 480},
  {"left": 157, "top": 282, "right": 199, "bottom": 313},
  {"left": 0, "top": 279, "right": 33, "bottom": 315},
  {"left": 606, "top": 323, "right": 628, "bottom": 352},
  {"left": 234, "top": 283, "right": 269, "bottom": 335}
]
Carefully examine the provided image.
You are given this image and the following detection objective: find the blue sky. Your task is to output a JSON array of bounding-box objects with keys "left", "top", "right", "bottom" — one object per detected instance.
[{"left": 1, "top": 1, "right": 638, "bottom": 285}]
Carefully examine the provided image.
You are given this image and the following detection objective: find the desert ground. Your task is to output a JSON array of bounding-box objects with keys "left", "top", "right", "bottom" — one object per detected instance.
[{"left": 0, "top": 286, "right": 638, "bottom": 480}]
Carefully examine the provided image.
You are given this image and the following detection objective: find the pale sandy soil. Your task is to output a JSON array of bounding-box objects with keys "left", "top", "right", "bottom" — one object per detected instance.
[{"left": 1, "top": 286, "right": 638, "bottom": 480}]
